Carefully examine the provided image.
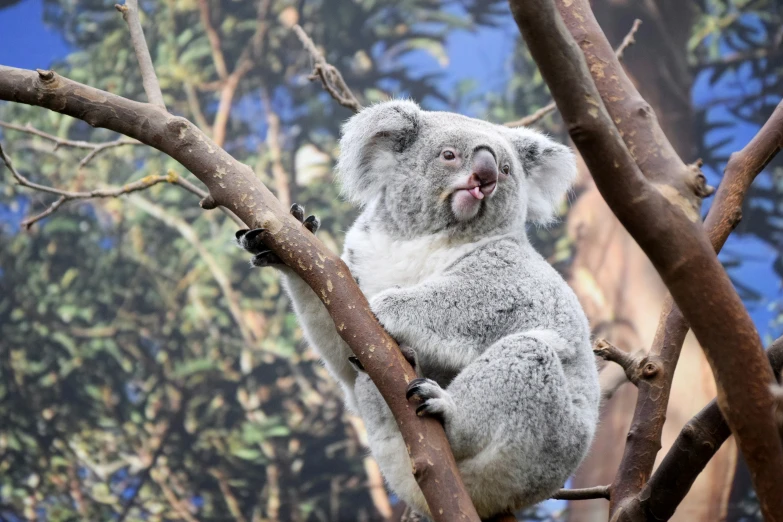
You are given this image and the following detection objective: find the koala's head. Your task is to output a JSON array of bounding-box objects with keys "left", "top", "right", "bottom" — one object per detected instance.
[{"left": 337, "top": 100, "right": 576, "bottom": 238}]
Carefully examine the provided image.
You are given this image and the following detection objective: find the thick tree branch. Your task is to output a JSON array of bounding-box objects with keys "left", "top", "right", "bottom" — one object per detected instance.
[
  {"left": 508, "top": 3, "right": 783, "bottom": 521},
  {"left": 605, "top": 99, "right": 783, "bottom": 521},
  {"left": 115, "top": 0, "right": 166, "bottom": 109},
  {"left": 614, "top": 336, "right": 783, "bottom": 522},
  {"left": 503, "top": 19, "right": 641, "bottom": 128},
  {"left": 0, "top": 65, "right": 480, "bottom": 522},
  {"left": 609, "top": 96, "right": 783, "bottom": 519},
  {"left": 552, "top": 486, "right": 611, "bottom": 501},
  {"left": 292, "top": 25, "right": 363, "bottom": 113},
  {"left": 554, "top": 0, "right": 714, "bottom": 205}
]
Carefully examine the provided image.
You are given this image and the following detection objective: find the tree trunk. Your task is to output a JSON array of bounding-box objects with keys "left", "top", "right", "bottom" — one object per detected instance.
[{"left": 565, "top": 2, "right": 738, "bottom": 520}]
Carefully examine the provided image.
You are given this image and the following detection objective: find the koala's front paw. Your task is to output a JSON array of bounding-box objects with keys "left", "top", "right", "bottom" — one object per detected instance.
[
  {"left": 406, "top": 378, "right": 455, "bottom": 424},
  {"left": 235, "top": 203, "right": 320, "bottom": 267}
]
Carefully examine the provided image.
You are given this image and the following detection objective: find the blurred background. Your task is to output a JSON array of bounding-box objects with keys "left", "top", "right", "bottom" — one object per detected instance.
[{"left": 0, "top": 0, "right": 781, "bottom": 520}]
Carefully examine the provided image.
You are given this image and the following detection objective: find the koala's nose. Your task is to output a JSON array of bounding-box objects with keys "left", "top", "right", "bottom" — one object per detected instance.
[{"left": 471, "top": 148, "right": 498, "bottom": 187}]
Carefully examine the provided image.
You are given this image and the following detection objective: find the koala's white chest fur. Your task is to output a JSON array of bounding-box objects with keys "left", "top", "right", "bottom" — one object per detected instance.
[
  {"left": 342, "top": 228, "right": 453, "bottom": 299},
  {"left": 343, "top": 225, "right": 499, "bottom": 300}
]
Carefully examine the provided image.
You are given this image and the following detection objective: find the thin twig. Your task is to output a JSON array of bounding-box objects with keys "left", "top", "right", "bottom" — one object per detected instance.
[
  {"left": 552, "top": 485, "right": 611, "bottom": 501},
  {"left": 197, "top": 0, "right": 228, "bottom": 80},
  {"left": 1, "top": 132, "right": 243, "bottom": 227},
  {"left": 1, "top": 142, "right": 174, "bottom": 226},
  {"left": 115, "top": 0, "right": 166, "bottom": 109},
  {"left": 503, "top": 19, "right": 641, "bottom": 128},
  {"left": 211, "top": 0, "right": 271, "bottom": 147},
  {"left": 292, "top": 24, "right": 363, "bottom": 113},
  {"left": 0, "top": 120, "right": 141, "bottom": 168},
  {"left": 261, "top": 86, "right": 291, "bottom": 208}
]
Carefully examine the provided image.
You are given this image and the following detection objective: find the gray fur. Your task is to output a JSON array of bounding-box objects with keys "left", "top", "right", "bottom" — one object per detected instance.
[{"left": 255, "top": 100, "right": 600, "bottom": 518}]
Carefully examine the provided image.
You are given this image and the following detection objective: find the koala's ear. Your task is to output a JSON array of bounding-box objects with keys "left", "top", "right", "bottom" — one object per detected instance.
[
  {"left": 505, "top": 127, "right": 577, "bottom": 224},
  {"left": 336, "top": 100, "right": 422, "bottom": 204}
]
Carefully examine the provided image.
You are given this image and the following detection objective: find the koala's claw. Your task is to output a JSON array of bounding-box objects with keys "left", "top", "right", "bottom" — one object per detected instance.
[
  {"left": 288, "top": 203, "right": 319, "bottom": 234},
  {"left": 290, "top": 203, "right": 305, "bottom": 223},
  {"left": 406, "top": 378, "right": 454, "bottom": 423},
  {"left": 348, "top": 356, "right": 366, "bottom": 373},
  {"left": 236, "top": 228, "right": 267, "bottom": 253},
  {"left": 304, "top": 215, "right": 320, "bottom": 234},
  {"left": 251, "top": 251, "right": 282, "bottom": 267}
]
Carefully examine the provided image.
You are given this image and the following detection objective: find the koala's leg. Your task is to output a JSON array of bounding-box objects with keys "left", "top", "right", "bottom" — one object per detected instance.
[
  {"left": 353, "top": 373, "right": 430, "bottom": 519},
  {"left": 408, "top": 331, "right": 596, "bottom": 518},
  {"left": 236, "top": 205, "right": 357, "bottom": 408}
]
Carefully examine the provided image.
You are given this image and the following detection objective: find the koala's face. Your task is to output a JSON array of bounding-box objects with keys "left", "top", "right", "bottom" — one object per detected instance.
[{"left": 337, "top": 101, "right": 576, "bottom": 238}]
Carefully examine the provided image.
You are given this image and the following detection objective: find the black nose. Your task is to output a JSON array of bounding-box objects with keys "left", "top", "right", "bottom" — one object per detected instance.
[{"left": 471, "top": 148, "right": 498, "bottom": 186}]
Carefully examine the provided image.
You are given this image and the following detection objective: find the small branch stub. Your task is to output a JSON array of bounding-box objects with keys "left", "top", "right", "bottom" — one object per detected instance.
[
  {"left": 200, "top": 194, "right": 218, "bottom": 209},
  {"left": 552, "top": 485, "right": 611, "bottom": 501},
  {"left": 36, "top": 69, "right": 55, "bottom": 82}
]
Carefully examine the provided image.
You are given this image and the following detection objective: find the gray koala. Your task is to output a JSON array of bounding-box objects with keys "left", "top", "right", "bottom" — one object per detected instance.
[{"left": 236, "top": 100, "right": 600, "bottom": 519}]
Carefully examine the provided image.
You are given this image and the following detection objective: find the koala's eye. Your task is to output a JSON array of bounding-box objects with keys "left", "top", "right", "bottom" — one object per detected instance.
[
  {"left": 441, "top": 150, "right": 456, "bottom": 161},
  {"left": 502, "top": 164, "right": 511, "bottom": 175}
]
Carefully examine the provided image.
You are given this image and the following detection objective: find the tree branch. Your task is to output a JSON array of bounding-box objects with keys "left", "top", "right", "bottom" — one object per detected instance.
[
  {"left": 211, "top": 0, "right": 270, "bottom": 147},
  {"left": 0, "top": 142, "right": 203, "bottom": 228},
  {"left": 197, "top": 0, "right": 229, "bottom": 80},
  {"left": 551, "top": 485, "right": 610, "bottom": 501},
  {"left": 616, "top": 336, "right": 783, "bottom": 522},
  {"left": 503, "top": 19, "right": 641, "bottom": 128},
  {"left": 0, "top": 65, "right": 480, "bottom": 522},
  {"left": 593, "top": 338, "right": 642, "bottom": 385},
  {"left": 292, "top": 24, "right": 363, "bottom": 113},
  {"left": 0, "top": 120, "right": 141, "bottom": 168},
  {"left": 115, "top": 0, "right": 166, "bottom": 109},
  {"left": 608, "top": 96, "right": 783, "bottom": 519},
  {"left": 508, "top": 3, "right": 783, "bottom": 521},
  {"left": 555, "top": 0, "right": 712, "bottom": 203}
]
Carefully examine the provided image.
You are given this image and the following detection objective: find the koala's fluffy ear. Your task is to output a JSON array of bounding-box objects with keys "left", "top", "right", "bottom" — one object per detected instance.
[
  {"left": 505, "top": 127, "right": 577, "bottom": 225},
  {"left": 336, "top": 100, "right": 421, "bottom": 204}
]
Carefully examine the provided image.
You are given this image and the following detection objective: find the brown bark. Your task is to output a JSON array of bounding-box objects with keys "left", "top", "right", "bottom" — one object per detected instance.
[
  {"left": 508, "top": 3, "right": 783, "bottom": 522},
  {"left": 0, "top": 65, "right": 481, "bottom": 522},
  {"left": 626, "top": 336, "right": 783, "bottom": 521},
  {"left": 559, "top": 2, "right": 734, "bottom": 519}
]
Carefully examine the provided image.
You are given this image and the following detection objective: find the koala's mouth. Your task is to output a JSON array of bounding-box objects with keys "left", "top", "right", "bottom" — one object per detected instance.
[{"left": 449, "top": 181, "right": 497, "bottom": 221}]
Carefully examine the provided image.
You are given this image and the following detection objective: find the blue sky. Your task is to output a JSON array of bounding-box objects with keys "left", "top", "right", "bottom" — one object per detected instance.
[{"left": 0, "top": 0, "right": 780, "bottom": 342}]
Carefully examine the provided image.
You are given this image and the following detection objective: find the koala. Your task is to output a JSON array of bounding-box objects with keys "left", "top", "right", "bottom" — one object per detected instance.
[{"left": 236, "top": 100, "right": 600, "bottom": 519}]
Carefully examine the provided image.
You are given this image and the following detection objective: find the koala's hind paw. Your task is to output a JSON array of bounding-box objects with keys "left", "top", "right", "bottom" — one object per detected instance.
[{"left": 406, "top": 378, "right": 455, "bottom": 423}]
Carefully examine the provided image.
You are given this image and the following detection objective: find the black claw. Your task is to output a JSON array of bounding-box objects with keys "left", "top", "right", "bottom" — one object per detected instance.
[
  {"left": 251, "top": 251, "right": 282, "bottom": 267},
  {"left": 290, "top": 203, "right": 305, "bottom": 222},
  {"left": 235, "top": 229, "right": 250, "bottom": 241},
  {"left": 244, "top": 228, "right": 265, "bottom": 242},
  {"left": 415, "top": 402, "right": 445, "bottom": 423},
  {"left": 406, "top": 378, "right": 428, "bottom": 401},
  {"left": 348, "top": 356, "right": 365, "bottom": 373},
  {"left": 303, "top": 215, "right": 320, "bottom": 234}
]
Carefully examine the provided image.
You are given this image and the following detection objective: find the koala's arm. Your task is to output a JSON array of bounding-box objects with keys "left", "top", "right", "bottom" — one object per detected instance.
[{"left": 279, "top": 270, "right": 358, "bottom": 408}]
